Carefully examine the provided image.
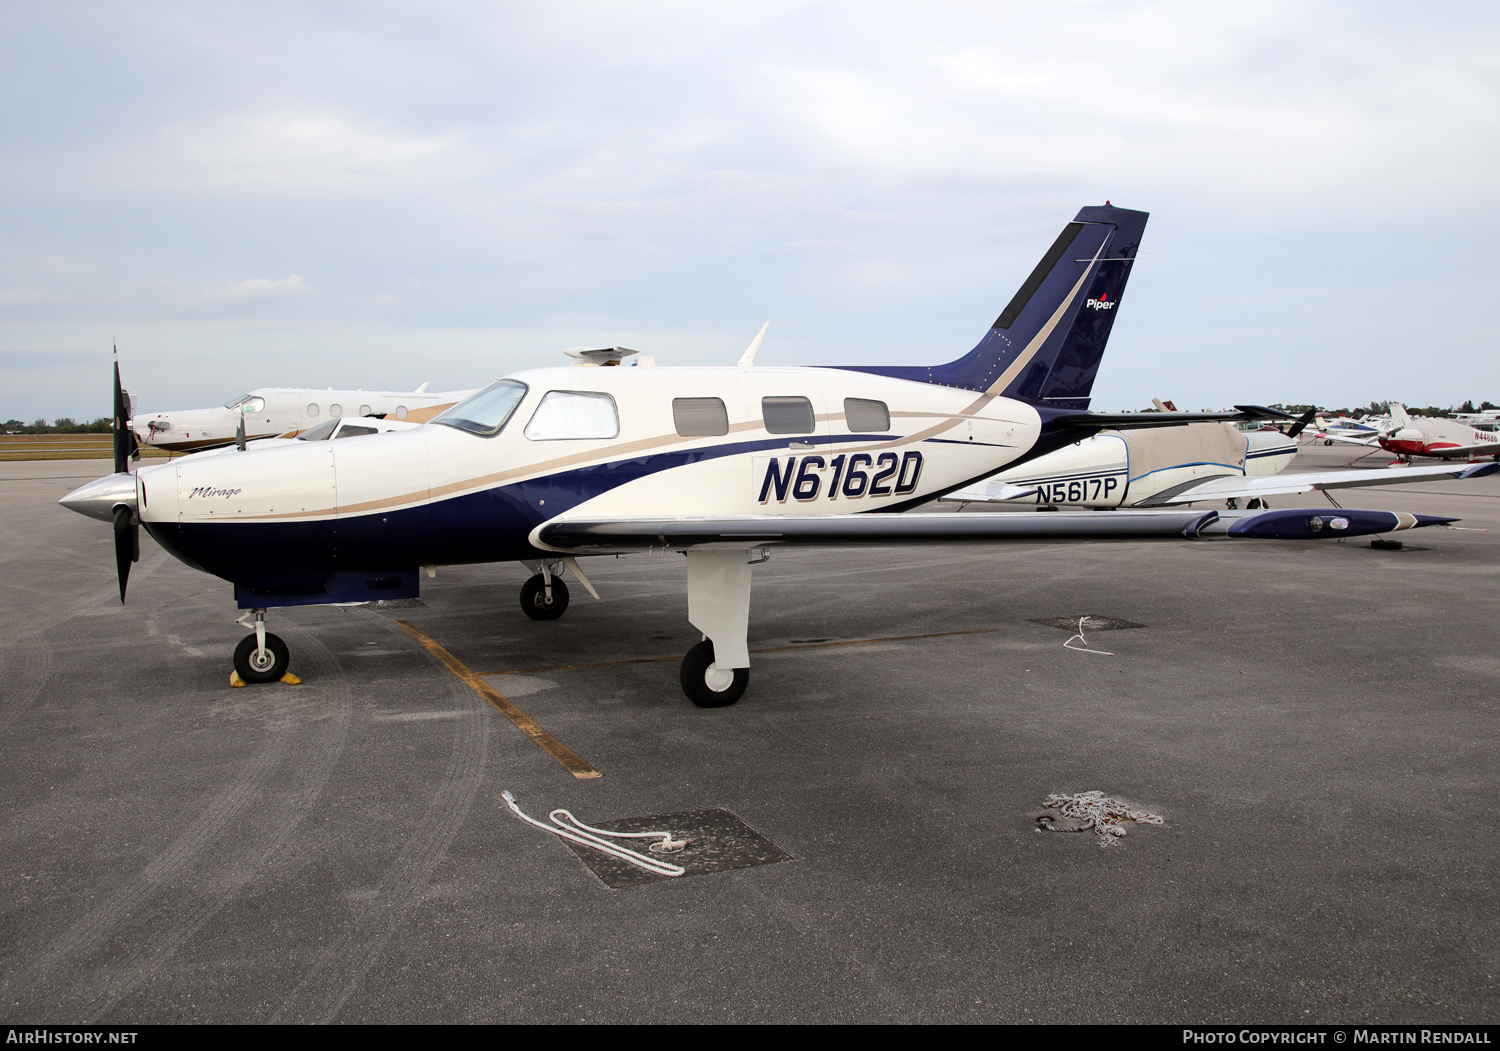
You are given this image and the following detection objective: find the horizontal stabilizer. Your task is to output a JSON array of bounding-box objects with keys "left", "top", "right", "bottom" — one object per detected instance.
[
  {"left": 1141, "top": 460, "right": 1500, "bottom": 505},
  {"left": 1056, "top": 405, "right": 1295, "bottom": 430}
]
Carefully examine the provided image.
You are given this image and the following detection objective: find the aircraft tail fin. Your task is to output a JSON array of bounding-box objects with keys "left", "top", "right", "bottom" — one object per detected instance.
[
  {"left": 838, "top": 203, "right": 1148, "bottom": 409},
  {"left": 1389, "top": 403, "right": 1410, "bottom": 426}
]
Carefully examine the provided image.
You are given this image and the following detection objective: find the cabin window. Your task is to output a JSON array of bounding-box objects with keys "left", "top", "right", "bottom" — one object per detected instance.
[
  {"left": 432, "top": 379, "right": 527, "bottom": 437},
  {"left": 762, "top": 396, "right": 815, "bottom": 435},
  {"left": 358, "top": 404, "right": 371, "bottom": 416},
  {"left": 329, "top": 403, "right": 343, "bottom": 417},
  {"left": 335, "top": 424, "right": 378, "bottom": 439},
  {"left": 673, "top": 397, "right": 729, "bottom": 437},
  {"left": 844, "top": 398, "right": 890, "bottom": 432},
  {"left": 306, "top": 403, "right": 320, "bottom": 418},
  {"left": 524, "top": 390, "right": 620, "bottom": 440}
]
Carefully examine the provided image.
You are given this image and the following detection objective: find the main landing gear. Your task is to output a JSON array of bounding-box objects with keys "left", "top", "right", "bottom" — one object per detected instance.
[
  {"left": 676, "top": 547, "right": 762, "bottom": 708},
  {"left": 233, "top": 608, "right": 290, "bottom": 683}
]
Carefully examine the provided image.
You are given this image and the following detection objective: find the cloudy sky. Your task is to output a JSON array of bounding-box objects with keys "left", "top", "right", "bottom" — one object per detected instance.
[{"left": 2, "top": 1, "right": 1496, "bottom": 419}]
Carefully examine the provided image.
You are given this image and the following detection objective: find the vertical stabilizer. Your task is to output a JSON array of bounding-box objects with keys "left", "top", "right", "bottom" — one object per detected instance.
[{"left": 838, "top": 204, "right": 1148, "bottom": 409}]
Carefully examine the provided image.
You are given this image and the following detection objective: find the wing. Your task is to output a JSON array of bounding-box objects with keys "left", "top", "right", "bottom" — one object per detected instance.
[
  {"left": 533, "top": 508, "right": 1452, "bottom": 553},
  {"left": 1139, "top": 461, "right": 1500, "bottom": 506},
  {"left": 1310, "top": 430, "right": 1383, "bottom": 446}
]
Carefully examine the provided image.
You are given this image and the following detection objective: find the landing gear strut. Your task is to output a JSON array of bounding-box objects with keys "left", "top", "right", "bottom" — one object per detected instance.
[
  {"left": 677, "top": 547, "right": 759, "bottom": 707},
  {"left": 233, "top": 608, "right": 290, "bottom": 683}
]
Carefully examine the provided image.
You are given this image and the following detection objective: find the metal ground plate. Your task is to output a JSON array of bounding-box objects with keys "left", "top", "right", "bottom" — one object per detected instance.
[
  {"left": 1029, "top": 615, "right": 1146, "bottom": 632},
  {"left": 561, "top": 807, "right": 795, "bottom": 889}
]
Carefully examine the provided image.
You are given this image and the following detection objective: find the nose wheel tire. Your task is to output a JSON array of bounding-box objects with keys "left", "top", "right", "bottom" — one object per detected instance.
[
  {"left": 520, "top": 574, "right": 570, "bottom": 621},
  {"left": 233, "top": 632, "right": 290, "bottom": 684},
  {"left": 679, "top": 640, "right": 749, "bottom": 707}
]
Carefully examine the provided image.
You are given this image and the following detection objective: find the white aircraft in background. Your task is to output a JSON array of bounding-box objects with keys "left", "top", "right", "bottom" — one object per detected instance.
[
  {"left": 1312, "top": 404, "right": 1500, "bottom": 462},
  {"left": 192, "top": 415, "right": 423, "bottom": 457},
  {"left": 61, "top": 204, "right": 1458, "bottom": 708},
  {"left": 132, "top": 382, "right": 479, "bottom": 453}
]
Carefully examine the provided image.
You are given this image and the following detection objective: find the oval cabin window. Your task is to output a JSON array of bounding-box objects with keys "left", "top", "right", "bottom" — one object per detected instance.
[
  {"left": 762, "top": 396, "right": 815, "bottom": 435},
  {"left": 672, "top": 397, "right": 729, "bottom": 437},
  {"left": 844, "top": 398, "right": 890, "bottom": 432}
]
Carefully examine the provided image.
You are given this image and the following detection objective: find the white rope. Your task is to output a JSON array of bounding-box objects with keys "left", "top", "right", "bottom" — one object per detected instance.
[
  {"left": 502, "top": 791, "right": 687, "bottom": 877},
  {"left": 1063, "top": 616, "right": 1114, "bottom": 656},
  {"left": 1037, "top": 790, "right": 1163, "bottom": 847}
]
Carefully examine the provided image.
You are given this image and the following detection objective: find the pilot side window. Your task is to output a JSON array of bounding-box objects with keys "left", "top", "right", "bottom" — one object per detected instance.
[
  {"left": 844, "top": 398, "right": 890, "bottom": 432},
  {"left": 335, "top": 424, "right": 378, "bottom": 439},
  {"left": 524, "top": 390, "right": 620, "bottom": 440},
  {"left": 762, "top": 396, "right": 815, "bottom": 435},
  {"left": 672, "top": 397, "right": 729, "bottom": 437}
]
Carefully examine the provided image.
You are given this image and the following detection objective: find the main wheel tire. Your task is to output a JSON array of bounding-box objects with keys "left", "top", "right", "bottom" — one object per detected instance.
[
  {"left": 234, "top": 632, "right": 290, "bottom": 684},
  {"left": 520, "top": 574, "right": 570, "bottom": 620},
  {"left": 679, "top": 640, "right": 749, "bottom": 708}
]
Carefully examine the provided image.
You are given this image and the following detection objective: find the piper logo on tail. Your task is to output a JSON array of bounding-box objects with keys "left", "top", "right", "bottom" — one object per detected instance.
[{"left": 1086, "top": 292, "right": 1115, "bottom": 311}]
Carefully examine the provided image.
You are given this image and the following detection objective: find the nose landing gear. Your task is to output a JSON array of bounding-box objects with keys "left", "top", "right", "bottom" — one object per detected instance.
[
  {"left": 520, "top": 569, "right": 570, "bottom": 620},
  {"left": 233, "top": 608, "right": 291, "bottom": 684}
]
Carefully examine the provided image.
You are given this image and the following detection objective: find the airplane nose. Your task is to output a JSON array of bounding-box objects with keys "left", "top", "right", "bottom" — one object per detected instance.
[{"left": 59, "top": 472, "right": 138, "bottom": 522}]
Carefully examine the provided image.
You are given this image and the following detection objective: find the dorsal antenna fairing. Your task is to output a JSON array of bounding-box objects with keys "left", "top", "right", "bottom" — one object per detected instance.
[
  {"left": 564, "top": 346, "right": 638, "bottom": 367},
  {"left": 738, "top": 322, "right": 769, "bottom": 367}
]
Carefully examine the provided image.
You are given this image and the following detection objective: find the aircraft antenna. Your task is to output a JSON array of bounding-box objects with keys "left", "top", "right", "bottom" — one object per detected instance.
[{"left": 738, "top": 322, "right": 769, "bottom": 367}]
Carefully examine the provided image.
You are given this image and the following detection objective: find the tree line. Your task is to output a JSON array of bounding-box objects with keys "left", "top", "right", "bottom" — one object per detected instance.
[{"left": 3, "top": 418, "right": 114, "bottom": 434}]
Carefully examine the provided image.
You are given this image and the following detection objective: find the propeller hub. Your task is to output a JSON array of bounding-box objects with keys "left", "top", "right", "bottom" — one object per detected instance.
[{"left": 58, "top": 472, "right": 138, "bottom": 522}]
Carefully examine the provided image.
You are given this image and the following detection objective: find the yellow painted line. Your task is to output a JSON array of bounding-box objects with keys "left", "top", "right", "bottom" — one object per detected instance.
[
  {"left": 393, "top": 619, "right": 601, "bottom": 780},
  {"left": 478, "top": 627, "right": 1001, "bottom": 677}
]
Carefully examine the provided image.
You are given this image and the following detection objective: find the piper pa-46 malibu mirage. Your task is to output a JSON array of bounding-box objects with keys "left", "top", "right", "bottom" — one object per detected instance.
[{"left": 61, "top": 204, "right": 1457, "bottom": 707}]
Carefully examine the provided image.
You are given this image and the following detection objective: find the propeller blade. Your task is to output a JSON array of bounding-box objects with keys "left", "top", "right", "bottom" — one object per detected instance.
[
  {"left": 235, "top": 412, "right": 246, "bottom": 451},
  {"left": 1287, "top": 408, "right": 1318, "bottom": 439},
  {"left": 112, "top": 350, "right": 138, "bottom": 474},
  {"left": 113, "top": 504, "right": 138, "bottom": 603}
]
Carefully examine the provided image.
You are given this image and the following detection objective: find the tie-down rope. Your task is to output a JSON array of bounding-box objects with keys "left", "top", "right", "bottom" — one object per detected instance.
[
  {"left": 1037, "top": 790, "right": 1163, "bottom": 846},
  {"left": 502, "top": 791, "right": 688, "bottom": 877},
  {"left": 1063, "top": 616, "right": 1114, "bottom": 656}
]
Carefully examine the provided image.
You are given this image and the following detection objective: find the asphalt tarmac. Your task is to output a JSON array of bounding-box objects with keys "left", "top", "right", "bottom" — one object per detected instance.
[{"left": 1, "top": 445, "right": 1496, "bottom": 1024}]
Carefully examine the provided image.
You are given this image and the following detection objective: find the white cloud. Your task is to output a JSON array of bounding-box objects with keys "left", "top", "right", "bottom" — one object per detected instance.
[{"left": 216, "top": 274, "right": 310, "bottom": 301}]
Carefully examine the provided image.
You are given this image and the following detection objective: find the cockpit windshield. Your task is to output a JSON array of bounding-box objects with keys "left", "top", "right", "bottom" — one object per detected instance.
[
  {"left": 432, "top": 380, "right": 528, "bottom": 437},
  {"left": 224, "top": 394, "right": 252, "bottom": 410},
  {"left": 223, "top": 394, "right": 266, "bottom": 413}
]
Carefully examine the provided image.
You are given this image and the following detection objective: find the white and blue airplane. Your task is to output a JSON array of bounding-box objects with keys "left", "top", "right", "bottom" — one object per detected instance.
[{"left": 61, "top": 204, "right": 1456, "bottom": 707}]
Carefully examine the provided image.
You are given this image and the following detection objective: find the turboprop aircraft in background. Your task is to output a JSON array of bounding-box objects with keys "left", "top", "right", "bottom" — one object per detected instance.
[
  {"left": 60, "top": 203, "right": 1457, "bottom": 708},
  {"left": 132, "top": 382, "right": 479, "bottom": 453},
  {"left": 1312, "top": 404, "right": 1500, "bottom": 462}
]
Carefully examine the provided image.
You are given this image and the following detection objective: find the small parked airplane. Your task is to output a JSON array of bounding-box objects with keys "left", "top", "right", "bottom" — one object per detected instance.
[
  {"left": 1312, "top": 404, "right": 1500, "bottom": 462},
  {"left": 61, "top": 204, "right": 1457, "bottom": 707},
  {"left": 132, "top": 383, "right": 478, "bottom": 453}
]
